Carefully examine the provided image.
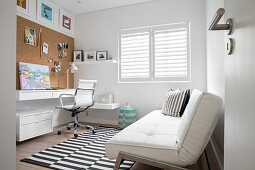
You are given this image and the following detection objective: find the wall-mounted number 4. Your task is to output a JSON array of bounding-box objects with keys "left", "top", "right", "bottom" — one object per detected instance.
[{"left": 226, "top": 38, "right": 234, "bottom": 55}]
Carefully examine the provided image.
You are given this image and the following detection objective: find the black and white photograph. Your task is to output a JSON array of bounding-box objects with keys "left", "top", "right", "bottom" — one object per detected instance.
[
  {"left": 73, "top": 50, "right": 83, "bottom": 62},
  {"left": 96, "top": 51, "right": 107, "bottom": 60},
  {"left": 57, "top": 42, "right": 62, "bottom": 51},
  {"left": 84, "top": 51, "right": 96, "bottom": 61}
]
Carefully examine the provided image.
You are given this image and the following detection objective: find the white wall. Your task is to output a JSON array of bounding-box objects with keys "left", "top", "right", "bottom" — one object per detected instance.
[
  {"left": 206, "top": 0, "right": 225, "bottom": 168},
  {"left": 75, "top": 0, "right": 207, "bottom": 123},
  {"left": 0, "top": 0, "right": 16, "bottom": 169}
]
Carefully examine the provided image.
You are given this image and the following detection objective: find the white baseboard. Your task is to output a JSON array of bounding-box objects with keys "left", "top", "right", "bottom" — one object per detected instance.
[
  {"left": 53, "top": 119, "right": 71, "bottom": 127},
  {"left": 210, "top": 138, "right": 223, "bottom": 170}
]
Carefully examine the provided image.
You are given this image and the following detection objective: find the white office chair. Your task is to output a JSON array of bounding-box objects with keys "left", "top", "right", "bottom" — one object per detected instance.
[{"left": 57, "top": 79, "right": 97, "bottom": 138}]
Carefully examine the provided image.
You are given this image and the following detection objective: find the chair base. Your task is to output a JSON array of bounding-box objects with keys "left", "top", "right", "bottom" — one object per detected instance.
[{"left": 57, "top": 122, "right": 95, "bottom": 138}]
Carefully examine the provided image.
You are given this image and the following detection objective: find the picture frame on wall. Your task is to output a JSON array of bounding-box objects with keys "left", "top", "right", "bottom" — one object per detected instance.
[
  {"left": 73, "top": 50, "right": 83, "bottom": 62},
  {"left": 17, "top": 0, "right": 29, "bottom": 15},
  {"left": 96, "top": 51, "right": 108, "bottom": 61},
  {"left": 24, "top": 27, "right": 36, "bottom": 46},
  {"left": 37, "top": 0, "right": 56, "bottom": 26},
  {"left": 59, "top": 9, "right": 74, "bottom": 35},
  {"left": 84, "top": 51, "right": 96, "bottom": 61}
]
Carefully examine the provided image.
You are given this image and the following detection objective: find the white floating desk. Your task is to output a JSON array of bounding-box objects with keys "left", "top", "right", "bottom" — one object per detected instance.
[
  {"left": 16, "top": 89, "right": 120, "bottom": 110},
  {"left": 16, "top": 89, "right": 76, "bottom": 101}
]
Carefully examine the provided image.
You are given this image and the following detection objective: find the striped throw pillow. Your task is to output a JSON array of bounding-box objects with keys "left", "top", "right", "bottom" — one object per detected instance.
[{"left": 161, "top": 89, "right": 187, "bottom": 117}]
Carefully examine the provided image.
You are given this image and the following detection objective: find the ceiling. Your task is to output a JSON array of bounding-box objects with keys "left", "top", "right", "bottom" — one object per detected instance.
[{"left": 52, "top": 0, "right": 158, "bottom": 15}]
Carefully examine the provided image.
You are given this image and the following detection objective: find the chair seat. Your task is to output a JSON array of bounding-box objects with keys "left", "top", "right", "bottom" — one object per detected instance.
[
  {"left": 105, "top": 110, "right": 184, "bottom": 166},
  {"left": 56, "top": 104, "right": 75, "bottom": 110}
]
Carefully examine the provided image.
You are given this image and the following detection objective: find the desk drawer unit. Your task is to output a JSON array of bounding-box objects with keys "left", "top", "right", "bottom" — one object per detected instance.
[{"left": 17, "top": 110, "right": 53, "bottom": 142}]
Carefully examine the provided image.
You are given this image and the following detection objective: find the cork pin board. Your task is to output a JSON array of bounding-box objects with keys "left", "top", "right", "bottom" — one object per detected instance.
[{"left": 16, "top": 16, "right": 74, "bottom": 89}]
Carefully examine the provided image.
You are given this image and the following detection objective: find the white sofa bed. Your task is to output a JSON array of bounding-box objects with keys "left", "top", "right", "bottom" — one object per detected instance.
[{"left": 106, "top": 89, "right": 222, "bottom": 168}]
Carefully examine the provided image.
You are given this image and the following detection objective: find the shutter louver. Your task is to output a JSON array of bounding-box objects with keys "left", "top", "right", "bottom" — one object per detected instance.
[
  {"left": 119, "top": 22, "right": 190, "bottom": 83},
  {"left": 154, "top": 28, "right": 188, "bottom": 78},
  {"left": 120, "top": 32, "right": 150, "bottom": 79}
]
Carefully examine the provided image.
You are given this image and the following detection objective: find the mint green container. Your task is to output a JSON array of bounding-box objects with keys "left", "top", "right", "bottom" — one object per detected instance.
[{"left": 118, "top": 108, "right": 136, "bottom": 129}]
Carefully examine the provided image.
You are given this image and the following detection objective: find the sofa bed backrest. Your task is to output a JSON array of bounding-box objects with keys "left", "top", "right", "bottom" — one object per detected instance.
[{"left": 176, "top": 89, "right": 222, "bottom": 164}]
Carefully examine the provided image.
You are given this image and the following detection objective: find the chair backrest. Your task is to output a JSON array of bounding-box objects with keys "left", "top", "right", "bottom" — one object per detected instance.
[
  {"left": 74, "top": 80, "right": 97, "bottom": 107},
  {"left": 177, "top": 89, "right": 222, "bottom": 165}
]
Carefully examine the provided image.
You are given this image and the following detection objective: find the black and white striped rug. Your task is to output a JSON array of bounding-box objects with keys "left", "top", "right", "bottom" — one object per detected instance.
[{"left": 21, "top": 127, "right": 134, "bottom": 170}]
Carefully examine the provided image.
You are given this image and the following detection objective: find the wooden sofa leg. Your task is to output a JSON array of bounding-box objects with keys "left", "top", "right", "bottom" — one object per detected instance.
[{"left": 114, "top": 152, "right": 124, "bottom": 170}]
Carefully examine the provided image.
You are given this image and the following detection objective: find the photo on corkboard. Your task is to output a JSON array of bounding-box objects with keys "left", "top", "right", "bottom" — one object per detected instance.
[
  {"left": 63, "top": 50, "right": 67, "bottom": 57},
  {"left": 58, "top": 42, "right": 62, "bottom": 51},
  {"left": 24, "top": 27, "right": 36, "bottom": 46},
  {"left": 43, "top": 42, "right": 48, "bottom": 54}
]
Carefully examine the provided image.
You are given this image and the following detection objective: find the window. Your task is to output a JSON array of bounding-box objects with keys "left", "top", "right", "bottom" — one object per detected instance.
[{"left": 119, "top": 22, "right": 190, "bottom": 83}]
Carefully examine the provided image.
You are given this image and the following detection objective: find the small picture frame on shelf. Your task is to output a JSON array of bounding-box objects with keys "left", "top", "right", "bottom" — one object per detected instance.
[
  {"left": 96, "top": 51, "right": 107, "bottom": 61},
  {"left": 73, "top": 50, "right": 83, "bottom": 62},
  {"left": 84, "top": 51, "right": 96, "bottom": 61}
]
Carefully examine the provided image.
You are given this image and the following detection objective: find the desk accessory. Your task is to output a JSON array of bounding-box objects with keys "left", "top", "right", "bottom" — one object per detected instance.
[
  {"left": 66, "top": 63, "right": 78, "bottom": 89},
  {"left": 19, "top": 62, "right": 50, "bottom": 90}
]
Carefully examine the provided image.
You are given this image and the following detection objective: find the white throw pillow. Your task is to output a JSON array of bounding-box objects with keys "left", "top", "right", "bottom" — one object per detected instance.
[{"left": 161, "top": 89, "right": 186, "bottom": 117}]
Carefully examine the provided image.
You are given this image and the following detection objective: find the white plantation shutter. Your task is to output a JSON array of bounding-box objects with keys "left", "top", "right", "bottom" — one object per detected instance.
[
  {"left": 153, "top": 23, "right": 190, "bottom": 81},
  {"left": 119, "top": 22, "right": 190, "bottom": 83},
  {"left": 119, "top": 29, "right": 151, "bottom": 82}
]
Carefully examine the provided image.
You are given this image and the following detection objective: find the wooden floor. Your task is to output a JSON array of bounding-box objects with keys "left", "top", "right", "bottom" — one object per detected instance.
[{"left": 16, "top": 123, "right": 218, "bottom": 170}]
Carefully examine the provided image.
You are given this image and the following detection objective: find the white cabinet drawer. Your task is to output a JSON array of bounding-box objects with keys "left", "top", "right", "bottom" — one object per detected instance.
[
  {"left": 37, "top": 120, "right": 52, "bottom": 133},
  {"left": 52, "top": 90, "right": 75, "bottom": 98},
  {"left": 18, "top": 91, "right": 52, "bottom": 101},
  {"left": 38, "top": 112, "right": 52, "bottom": 121},
  {"left": 20, "top": 123, "right": 37, "bottom": 141},
  {"left": 21, "top": 115, "right": 37, "bottom": 125},
  {"left": 17, "top": 110, "right": 53, "bottom": 142}
]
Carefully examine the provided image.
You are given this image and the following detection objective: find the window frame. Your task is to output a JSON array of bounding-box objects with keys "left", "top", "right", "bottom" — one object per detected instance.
[{"left": 118, "top": 22, "right": 191, "bottom": 83}]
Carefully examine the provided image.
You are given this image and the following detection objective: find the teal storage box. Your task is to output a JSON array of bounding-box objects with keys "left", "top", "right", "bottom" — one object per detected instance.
[{"left": 118, "top": 108, "right": 136, "bottom": 128}]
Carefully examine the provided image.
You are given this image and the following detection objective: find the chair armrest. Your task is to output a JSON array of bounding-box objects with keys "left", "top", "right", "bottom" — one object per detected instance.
[{"left": 59, "top": 93, "right": 75, "bottom": 109}]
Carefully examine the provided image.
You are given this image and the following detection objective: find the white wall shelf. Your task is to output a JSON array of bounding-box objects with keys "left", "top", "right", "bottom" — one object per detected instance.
[
  {"left": 91, "top": 103, "right": 120, "bottom": 110},
  {"left": 71, "top": 60, "right": 117, "bottom": 65}
]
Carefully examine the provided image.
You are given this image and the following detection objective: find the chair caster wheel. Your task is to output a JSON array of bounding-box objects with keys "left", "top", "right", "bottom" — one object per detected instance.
[
  {"left": 92, "top": 130, "right": 95, "bottom": 134},
  {"left": 74, "top": 134, "right": 78, "bottom": 138},
  {"left": 57, "top": 131, "right": 61, "bottom": 135},
  {"left": 67, "top": 127, "right": 71, "bottom": 130}
]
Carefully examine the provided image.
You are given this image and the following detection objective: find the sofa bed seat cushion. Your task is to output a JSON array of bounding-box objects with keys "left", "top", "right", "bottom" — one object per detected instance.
[{"left": 106, "top": 110, "right": 184, "bottom": 165}]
